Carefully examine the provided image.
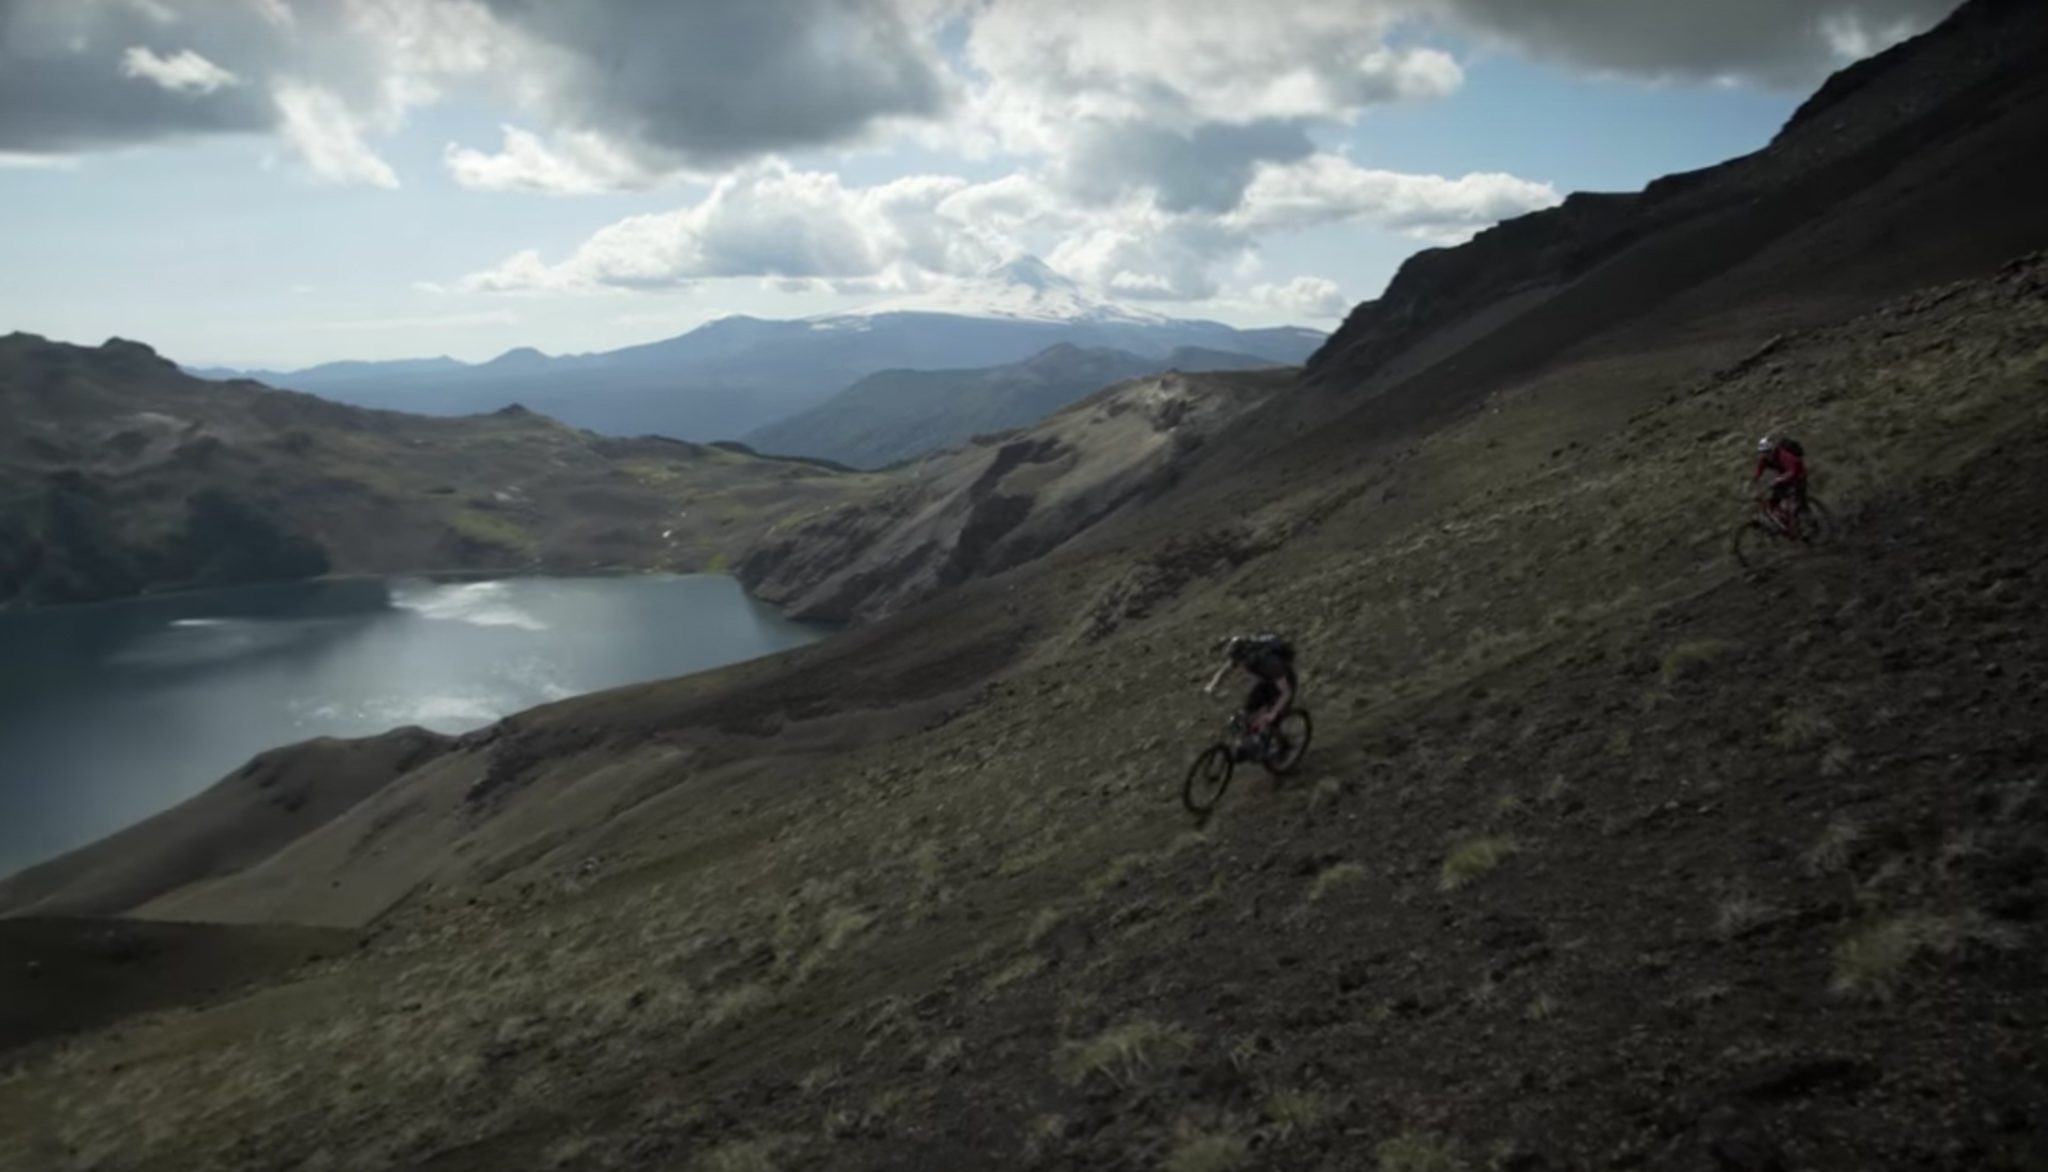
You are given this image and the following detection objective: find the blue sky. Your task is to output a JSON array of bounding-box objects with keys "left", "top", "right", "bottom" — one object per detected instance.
[{"left": 0, "top": 0, "right": 1958, "bottom": 369}]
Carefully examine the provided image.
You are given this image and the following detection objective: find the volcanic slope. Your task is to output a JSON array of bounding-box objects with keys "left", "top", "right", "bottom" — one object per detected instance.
[
  {"left": 6, "top": 4, "right": 2048, "bottom": 1169},
  {"left": 4, "top": 261, "right": 2046, "bottom": 1172}
]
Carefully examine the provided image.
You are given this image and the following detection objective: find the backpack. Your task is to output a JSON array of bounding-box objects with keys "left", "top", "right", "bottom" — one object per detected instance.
[
  {"left": 1242, "top": 633, "right": 1295, "bottom": 667},
  {"left": 1778, "top": 437, "right": 1804, "bottom": 457}
]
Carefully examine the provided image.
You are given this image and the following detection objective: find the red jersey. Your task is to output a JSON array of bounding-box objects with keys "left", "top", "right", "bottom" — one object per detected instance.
[{"left": 1754, "top": 446, "right": 1806, "bottom": 483}]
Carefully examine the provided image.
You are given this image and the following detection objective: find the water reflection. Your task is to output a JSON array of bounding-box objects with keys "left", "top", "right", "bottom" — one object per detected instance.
[{"left": 0, "top": 575, "right": 821, "bottom": 877}]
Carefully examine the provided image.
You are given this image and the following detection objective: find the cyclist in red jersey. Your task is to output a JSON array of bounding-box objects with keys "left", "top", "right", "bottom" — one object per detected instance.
[{"left": 1753, "top": 435, "right": 1808, "bottom": 533}]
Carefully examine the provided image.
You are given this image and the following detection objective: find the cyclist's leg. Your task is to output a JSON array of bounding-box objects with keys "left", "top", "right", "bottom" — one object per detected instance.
[
  {"left": 1768, "top": 480, "right": 1796, "bottom": 533},
  {"left": 1242, "top": 680, "right": 1279, "bottom": 755}
]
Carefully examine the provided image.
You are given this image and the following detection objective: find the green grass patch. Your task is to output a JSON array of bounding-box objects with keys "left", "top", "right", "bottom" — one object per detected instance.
[
  {"left": 1831, "top": 912, "right": 2009, "bottom": 1000},
  {"left": 447, "top": 507, "right": 536, "bottom": 554},
  {"left": 1439, "top": 836, "right": 1516, "bottom": 891},
  {"left": 1163, "top": 1128, "right": 1249, "bottom": 1172},
  {"left": 1263, "top": 1089, "right": 1330, "bottom": 1140},
  {"left": 1660, "top": 639, "right": 1735, "bottom": 684},
  {"left": 1376, "top": 1131, "right": 1465, "bottom": 1172},
  {"left": 1054, "top": 1019, "right": 1194, "bottom": 1086},
  {"left": 1309, "top": 862, "right": 1366, "bottom": 902}
]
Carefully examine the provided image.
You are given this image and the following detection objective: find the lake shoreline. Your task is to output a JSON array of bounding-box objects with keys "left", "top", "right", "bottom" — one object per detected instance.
[
  {"left": 0, "top": 563, "right": 811, "bottom": 618},
  {"left": 0, "top": 574, "right": 827, "bottom": 879}
]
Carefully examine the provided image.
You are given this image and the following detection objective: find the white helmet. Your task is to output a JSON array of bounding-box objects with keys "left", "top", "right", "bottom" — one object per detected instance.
[{"left": 1756, "top": 435, "right": 1775, "bottom": 454}]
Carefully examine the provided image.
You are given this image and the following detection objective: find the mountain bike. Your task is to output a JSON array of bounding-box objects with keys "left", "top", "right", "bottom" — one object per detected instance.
[
  {"left": 1182, "top": 705, "right": 1313, "bottom": 815},
  {"left": 1731, "top": 492, "right": 1832, "bottom": 569}
]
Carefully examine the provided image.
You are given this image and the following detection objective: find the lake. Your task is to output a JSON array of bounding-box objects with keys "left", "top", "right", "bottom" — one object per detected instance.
[{"left": 0, "top": 574, "right": 823, "bottom": 878}]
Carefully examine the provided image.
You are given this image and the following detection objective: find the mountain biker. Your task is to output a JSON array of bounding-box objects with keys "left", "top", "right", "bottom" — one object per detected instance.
[
  {"left": 1753, "top": 435, "right": 1809, "bottom": 534},
  {"left": 1203, "top": 634, "right": 1297, "bottom": 761}
]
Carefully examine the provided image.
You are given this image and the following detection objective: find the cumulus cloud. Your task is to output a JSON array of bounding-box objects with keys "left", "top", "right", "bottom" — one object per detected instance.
[
  {"left": 273, "top": 81, "right": 398, "bottom": 189},
  {"left": 458, "top": 145, "right": 1561, "bottom": 302},
  {"left": 456, "top": 162, "right": 1010, "bottom": 293},
  {"left": 0, "top": 2, "right": 275, "bottom": 152},
  {"left": 1231, "top": 154, "right": 1562, "bottom": 243},
  {"left": 1250, "top": 276, "right": 1350, "bottom": 319},
  {"left": 470, "top": 0, "right": 953, "bottom": 169},
  {"left": 0, "top": 0, "right": 1963, "bottom": 199},
  {"left": 119, "top": 47, "right": 239, "bottom": 93},
  {"left": 444, "top": 125, "right": 659, "bottom": 194},
  {"left": 965, "top": 0, "right": 1463, "bottom": 213},
  {"left": 1433, "top": 0, "right": 1963, "bottom": 87},
  {"left": 0, "top": 0, "right": 949, "bottom": 184}
]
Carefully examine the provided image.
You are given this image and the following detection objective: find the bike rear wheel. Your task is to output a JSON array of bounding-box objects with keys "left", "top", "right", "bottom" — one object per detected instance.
[
  {"left": 1183, "top": 744, "right": 1234, "bottom": 814},
  {"left": 1263, "top": 708, "right": 1313, "bottom": 777}
]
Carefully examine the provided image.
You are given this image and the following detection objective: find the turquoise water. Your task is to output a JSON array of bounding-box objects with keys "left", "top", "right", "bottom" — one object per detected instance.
[{"left": 0, "top": 575, "right": 822, "bottom": 877}]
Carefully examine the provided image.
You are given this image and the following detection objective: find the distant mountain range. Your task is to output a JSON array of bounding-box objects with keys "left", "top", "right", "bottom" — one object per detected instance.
[
  {"left": 189, "top": 258, "right": 1324, "bottom": 442},
  {"left": 743, "top": 342, "right": 1283, "bottom": 469},
  {"left": 0, "top": 333, "right": 853, "bottom": 607}
]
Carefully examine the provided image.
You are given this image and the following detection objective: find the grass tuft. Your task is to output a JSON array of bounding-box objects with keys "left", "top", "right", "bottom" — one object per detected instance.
[
  {"left": 1770, "top": 705, "right": 1836, "bottom": 751},
  {"left": 1263, "top": 1088, "right": 1330, "bottom": 1141},
  {"left": 1804, "top": 817, "right": 1861, "bottom": 876},
  {"left": 984, "top": 954, "right": 1047, "bottom": 993},
  {"left": 1830, "top": 912, "right": 2011, "bottom": 1000},
  {"left": 1310, "top": 862, "right": 1367, "bottom": 902},
  {"left": 698, "top": 1139, "right": 777, "bottom": 1172},
  {"left": 1376, "top": 1131, "right": 1465, "bottom": 1172},
  {"left": 1162, "top": 1127, "right": 1249, "bottom": 1172},
  {"left": 1025, "top": 908, "right": 1068, "bottom": 949},
  {"left": 1439, "top": 836, "right": 1516, "bottom": 891},
  {"left": 1054, "top": 1019, "right": 1195, "bottom": 1087},
  {"left": 705, "top": 983, "right": 773, "bottom": 1028},
  {"left": 1660, "top": 639, "right": 1733, "bottom": 684},
  {"left": 1714, "top": 889, "right": 1779, "bottom": 939}
]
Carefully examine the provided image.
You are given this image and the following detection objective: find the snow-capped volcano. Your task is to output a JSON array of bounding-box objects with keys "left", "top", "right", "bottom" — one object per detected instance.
[{"left": 823, "top": 256, "right": 1172, "bottom": 326}]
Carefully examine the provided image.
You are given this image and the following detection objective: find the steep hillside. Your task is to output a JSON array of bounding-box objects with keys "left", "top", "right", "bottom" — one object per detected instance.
[
  {"left": 743, "top": 343, "right": 1282, "bottom": 470},
  {"left": 1286, "top": 0, "right": 2048, "bottom": 449},
  {"left": 211, "top": 260, "right": 1324, "bottom": 442},
  {"left": 4, "top": 4, "right": 2047, "bottom": 1170},
  {"left": 7, "top": 246, "right": 2041, "bottom": 1172},
  {"left": 736, "top": 365, "right": 1295, "bottom": 623},
  {"left": 0, "top": 334, "right": 872, "bottom": 605}
]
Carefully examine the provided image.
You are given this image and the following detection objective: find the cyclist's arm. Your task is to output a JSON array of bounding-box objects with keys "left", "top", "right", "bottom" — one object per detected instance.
[{"left": 1202, "top": 661, "right": 1232, "bottom": 695}]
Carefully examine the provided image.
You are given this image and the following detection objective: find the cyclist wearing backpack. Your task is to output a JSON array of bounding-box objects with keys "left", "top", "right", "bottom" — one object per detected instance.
[
  {"left": 1204, "top": 634, "right": 1297, "bottom": 762},
  {"left": 1753, "top": 435, "right": 1809, "bottom": 532}
]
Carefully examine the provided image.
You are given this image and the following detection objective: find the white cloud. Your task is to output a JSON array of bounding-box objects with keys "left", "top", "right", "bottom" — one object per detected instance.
[
  {"left": 457, "top": 147, "right": 1561, "bottom": 303},
  {"left": 120, "top": 47, "right": 239, "bottom": 93},
  {"left": 1231, "top": 154, "right": 1562, "bottom": 243},
  {"left": 0, "top": 0, "right": 1966, "bottom": 183},
  {"left": 458, "top": 162, "right": 1012, "bottom": 292},
  {"left": 444, "top": 124, "right": 660, "bottom": 194},
  {"left": 273, "top": 81, "right": 398, "bottom": 188},
  {"left": 964, "top": 0, "right": 1464, "bottom": 213},
  {"left": 1250, "top": 276, "right": 1350, "bottom": 319},
  {"left": 0, "top": 152, "right": 82, "bottom": 170}
]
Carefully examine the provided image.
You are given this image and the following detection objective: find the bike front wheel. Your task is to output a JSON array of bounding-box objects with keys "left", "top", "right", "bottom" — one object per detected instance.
[
  {"left": 1183, "top": 744, "right": 1234, "bottom": 814},
  {"left": 1263, "top": 708, "right": 1314, "bottom": 777}
]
